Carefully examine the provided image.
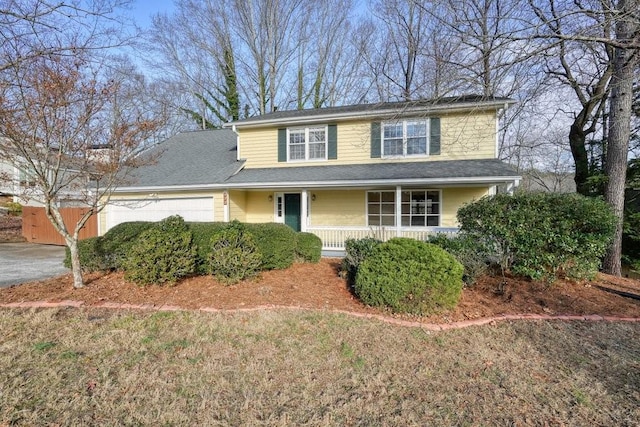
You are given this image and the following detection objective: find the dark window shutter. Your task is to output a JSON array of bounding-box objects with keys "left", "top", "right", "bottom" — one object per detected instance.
[
  {"left": 327, "top": 124, "right": 337, "bottom": 160},
  {"left": 371, "top": 122, "right": 381, "bottom": 158},
  {"left": 278, "top": 128, "right": 287, "bottom": 162},
  {"left": 430, "top": 117, "right": 441, "bottom": 155}
]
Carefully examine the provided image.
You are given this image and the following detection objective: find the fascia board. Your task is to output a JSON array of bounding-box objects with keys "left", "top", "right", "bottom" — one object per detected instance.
[
  {"left": 112, "top": 175, "right": 522, "bottom": 193},
  {"left": 224, "top": 100, "right": 516, "bottom": 129}
]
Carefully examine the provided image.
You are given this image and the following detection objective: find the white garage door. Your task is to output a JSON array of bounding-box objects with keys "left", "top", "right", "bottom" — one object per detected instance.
[{"left": 106, "top": 197, "right": 214, "bottom": 231}]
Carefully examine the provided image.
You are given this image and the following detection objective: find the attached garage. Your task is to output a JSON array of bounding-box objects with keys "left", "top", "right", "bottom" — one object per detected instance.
[{"left": 105, "top": 197, "right": 215, "bottom": 231}]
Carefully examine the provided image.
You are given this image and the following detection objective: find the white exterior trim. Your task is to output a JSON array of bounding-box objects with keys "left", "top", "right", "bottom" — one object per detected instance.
[
  {"left": 225, "top": 100, "right": 516, "bottom": 129},
  {"left": 113, "top": 176, "right": 522, "bottom": 193}
]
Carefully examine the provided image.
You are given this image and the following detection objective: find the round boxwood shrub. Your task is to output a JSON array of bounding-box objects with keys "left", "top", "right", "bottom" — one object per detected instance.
[
  {"left": 123, "top": 216, "right": 197, "bottom": 285},
  {"left": 355, "top": 238, "right": 464, "bottom": 315},
  {"left": 100, "top": 221, "right": 155, "bottom": 270},
  {"left": 245, "top": 223, "right": 297, "bottom": 270},
  {"left": 188, "top": 222, "right": 230, "bottom": 274},
  {"left": 63, "top": 236, "right": 107, "bottom": 272},
  {"left": 295, "top": 232, "right": 322, "bottom": 263},
  {"left": 209, "top": 220, "right": 262, "bottom": 284},
  {"left": 341, "top": 237, "right": 382, "bottom": 284}
]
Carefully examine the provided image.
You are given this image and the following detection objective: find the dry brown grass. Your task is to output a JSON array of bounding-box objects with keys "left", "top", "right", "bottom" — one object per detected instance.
[{"left": 1, "top": 308, "right": 639, "bottom": 426}]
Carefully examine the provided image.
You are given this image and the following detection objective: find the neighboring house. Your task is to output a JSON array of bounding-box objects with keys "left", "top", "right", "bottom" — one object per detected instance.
[{"left": 103, "top": 96, "right": 521, "bottom": 251}]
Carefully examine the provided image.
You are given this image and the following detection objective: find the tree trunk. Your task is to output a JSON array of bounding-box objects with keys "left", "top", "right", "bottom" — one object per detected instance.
[
  {"left": 67, "top": 238, "right": 85, "bottom": 288},
  {"left": 569, "top": 124, "right": 591, "bottom": 196},
  {"left": 602, "top": 0, "right": 637, "bottom": 276}
]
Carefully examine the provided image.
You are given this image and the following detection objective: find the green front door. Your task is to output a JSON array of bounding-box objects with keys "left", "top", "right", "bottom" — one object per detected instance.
[{"left": 284, "top": 193, "right": 301, "bottom": 231}]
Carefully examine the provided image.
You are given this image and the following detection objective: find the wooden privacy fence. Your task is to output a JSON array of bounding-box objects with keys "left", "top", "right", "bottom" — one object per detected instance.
[{"left": 22, "top": 206, "right": 98, "bottom": 245}]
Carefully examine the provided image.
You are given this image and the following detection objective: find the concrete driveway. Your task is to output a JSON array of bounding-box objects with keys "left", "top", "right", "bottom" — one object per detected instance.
[{"left": 0, "top": 243, "right": 69, "bottom": 288}]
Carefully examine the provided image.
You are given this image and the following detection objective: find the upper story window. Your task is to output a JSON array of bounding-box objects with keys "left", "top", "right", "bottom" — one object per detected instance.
[
  {"left": 371, "top": 117, "right": 440, "bottom": 159},
  {"left": 287, "top": 126, "right": 327, "bottom": 162},
  {"left": 382, "top": 119, "right": 428, "bottom": 157}
]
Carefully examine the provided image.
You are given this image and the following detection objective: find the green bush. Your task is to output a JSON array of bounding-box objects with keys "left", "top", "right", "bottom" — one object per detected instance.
[
  {"left": 355, "top": 238, "right": 464, "bottom": 315},
  {"left": 209, "top": 221, "right": 262, "bottom": 284},
  {"left": 427, "top": 233, "right": 492, "bottom": 285},
  {"left": 6, "top": 202, "right": 22, "bottom": 216},
  {"left": 245, "top": 223, "right": 297, "bottom": 270},
  {"left": 123, "top": 216, "right": 197, "bottom": 285},
  {"left": 101, "top": 221, "right": 155, "bottom": 270},
  {"left": 457, "top": 193, "right": 616, "bottom": 282},
  {"left": 295, "top": 232, "right": 322, "bottom": 263},
  {"left": 63, "top": 237, "right": 107, "bottom": 272},
  {"left": 188, "top": 222, "right": 230, "bottom": 274},
  {"left": 342, "top": 237, "right": 382, "bottom": 284}
]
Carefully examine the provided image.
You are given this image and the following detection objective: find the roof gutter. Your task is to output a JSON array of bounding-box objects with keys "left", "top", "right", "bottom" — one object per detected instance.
[
  {"left": 112, "top": 175, "right": 522, "bottom": 193},
  {"left": 224, "top": 100, "right": 517, "bottom": 129}
]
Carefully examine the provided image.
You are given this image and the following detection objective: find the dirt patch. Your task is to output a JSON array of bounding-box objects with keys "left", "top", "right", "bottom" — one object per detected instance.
[
  {"left": 1, "top": 259, "right": 639, "bottom": 323},
  {"left": 0, "top": 214, "right": 24, "bottom": 243}
]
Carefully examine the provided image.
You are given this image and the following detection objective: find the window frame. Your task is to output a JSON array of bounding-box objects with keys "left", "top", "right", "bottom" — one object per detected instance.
[
  {"left": 366, "top": 189, "right": 442, "bottom": 228},
  {"left": 286, "top": 125, "right": 328, "bottom": 162},
  {"left": 381, "top": 119, "right": 430, "bottom": 158}
]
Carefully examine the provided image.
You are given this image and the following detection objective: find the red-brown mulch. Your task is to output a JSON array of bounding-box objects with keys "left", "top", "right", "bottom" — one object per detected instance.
[{"left": 1, "top": 258, "right": 639, "bottom": 324}]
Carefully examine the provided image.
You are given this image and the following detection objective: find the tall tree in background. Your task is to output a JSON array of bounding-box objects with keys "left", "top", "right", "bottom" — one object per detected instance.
[
  {"left": 602, "top": 0, "right": 640, "bottom": 275},
  {"left": 528, "top": 0, "right": 639, "bottom": 275}
]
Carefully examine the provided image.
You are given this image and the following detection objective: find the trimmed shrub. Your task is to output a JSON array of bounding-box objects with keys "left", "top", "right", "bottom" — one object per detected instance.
[
  {"left": 457, "top": 193, "right": 616, "bottom": 282},
  {"left": 63, "top": 237, "right": 107, "bottom": 272},
  {"left": 355, "top": 238, "right": 464, "bottom": 315},
  {"left": 245, "top": 223, "right": 297, "bottom": 270},
  {"left": 427, "top": 233, "right": 492, "bottom": 285},
  {"left": 295, "top": 232, "right": 322, "bottom": 263},
  {"left": 188, "top": 222, "right": 230, "bottom": 274},
  {"left": 342, "top": 237, "right": 382, "bottom": 284},
  {"left": 123, "top": 216, "right": 196, "bottom": 285},
  {"left": 209, "top": 220, "right": 262, "bottom": 284},
  {"left": 100, "top": 221, "right": 155, "bottom": 270}
]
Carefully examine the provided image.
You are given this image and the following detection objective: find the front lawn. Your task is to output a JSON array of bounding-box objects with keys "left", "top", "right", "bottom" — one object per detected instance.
[{"left": 1, "top": 308, "right": 638, "bottom": 425}]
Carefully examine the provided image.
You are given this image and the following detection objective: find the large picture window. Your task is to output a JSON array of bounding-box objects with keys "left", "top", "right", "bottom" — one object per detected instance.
[
  {"left": 367, "top": 189, "right": 441, "bottom": 227},
  {"left": 287, "top": 126, "right": 327, "bottom": 161},
  {"left": 382, "top": 119, "right": 428, "bottom": 157}
]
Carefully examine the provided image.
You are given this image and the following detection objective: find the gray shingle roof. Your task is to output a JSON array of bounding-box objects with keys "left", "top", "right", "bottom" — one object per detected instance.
[
  {"left": 229, "top": 95, "right": 515, "bottom": 126},
  {"left": 125, "top": 129, "right": 244, "bottom": 188},
  {"left": 118, "top": 130, "right": 519, "bottom": 191},
  {"left": 226, "top": 159, "right": 519, "bottom": 186}
]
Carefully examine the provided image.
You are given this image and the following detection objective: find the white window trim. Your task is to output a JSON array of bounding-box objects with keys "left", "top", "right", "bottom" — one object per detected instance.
[
  {"left": 286, "top": 125, "right": 328, "bottom": 163},
  {"left": 381, "top": 119, "right": 430, "bottom": 158},
  {"left": 274, "top": 192, "right": 284, "bottom": 223},
  {"left": 366, "top": 189, "right": 442, "bottom": 228}
]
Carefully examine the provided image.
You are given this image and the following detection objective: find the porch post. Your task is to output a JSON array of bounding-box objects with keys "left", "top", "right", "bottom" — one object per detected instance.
[
  {"left": 395, "top": 185, "right": 402, "bottom": 237},
  {"left": 301, "top": 189, "right": 308, "bottom": 232}
]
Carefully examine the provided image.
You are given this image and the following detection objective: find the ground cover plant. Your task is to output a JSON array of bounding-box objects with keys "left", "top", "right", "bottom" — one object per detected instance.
[{"left": 0, "top": 308, "right": 638, "bottom": 425}]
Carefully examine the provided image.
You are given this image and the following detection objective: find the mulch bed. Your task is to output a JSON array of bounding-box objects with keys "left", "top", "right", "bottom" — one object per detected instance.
[{"left": 1, "top": 258, "right": 639, "bottom": 324}]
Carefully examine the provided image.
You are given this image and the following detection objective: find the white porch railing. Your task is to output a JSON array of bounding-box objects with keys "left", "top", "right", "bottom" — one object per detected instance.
[{"left": 306, "top": 226, "right": 459, "bottom": 251}]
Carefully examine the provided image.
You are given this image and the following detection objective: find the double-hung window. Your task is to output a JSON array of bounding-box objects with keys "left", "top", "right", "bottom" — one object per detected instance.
[
  {"left": 288, "top": 126, "right": 327, "bottom": 161},
  {"left": 382, "top": 119, "right": 428, "bottom": 157},
  {"left": 367, "top": 189, "right": 441, "bottom": 227}
]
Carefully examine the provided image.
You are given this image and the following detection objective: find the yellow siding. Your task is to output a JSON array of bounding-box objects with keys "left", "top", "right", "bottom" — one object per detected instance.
[
  {"left": 239, "top": 111, "right": 497, "bottom": 168},
  {"left": 245, "top": 191, "right": 275, "bottom": 223},
  {"left": 309, "top": 190, "right": 366, "bottom": 226},
  {"left": 100, "top": 191, "right": 223, "bottom": 235},
  {"left": 229, "top": 190, "right": 247, "bottom": 222},
  {"left": 441, "top": 187, "right": 489, "bottom": 226}
]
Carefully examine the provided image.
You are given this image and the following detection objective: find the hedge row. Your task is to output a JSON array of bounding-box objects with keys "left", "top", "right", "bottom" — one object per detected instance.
[{"left": 66, "top": 217, "right": 323, "bottom": 285}]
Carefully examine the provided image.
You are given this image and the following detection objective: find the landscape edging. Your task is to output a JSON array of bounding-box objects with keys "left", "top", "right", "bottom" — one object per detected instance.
[{"left": 1, "top": 300, "right": 639, "bottom": 331}]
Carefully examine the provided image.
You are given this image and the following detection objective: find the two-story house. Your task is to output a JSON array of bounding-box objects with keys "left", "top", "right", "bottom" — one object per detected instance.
[{"left": 102, "top": 96, "right": 521, "bottom": 252}]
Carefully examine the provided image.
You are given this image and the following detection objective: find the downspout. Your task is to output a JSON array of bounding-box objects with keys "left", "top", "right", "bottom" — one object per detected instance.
[{"left": 232, "top": 124, "right": 240, "bottom": 161}]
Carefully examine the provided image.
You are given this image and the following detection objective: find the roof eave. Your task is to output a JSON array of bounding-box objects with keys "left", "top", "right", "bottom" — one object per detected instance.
[
  {"left": 112, "top": 175, "right": 521, "bottom": 193},
  {"left": 224, "top": 99, "right": 516, "bottom": 129}
]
